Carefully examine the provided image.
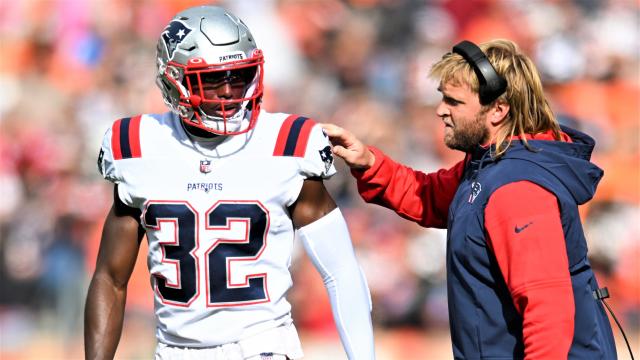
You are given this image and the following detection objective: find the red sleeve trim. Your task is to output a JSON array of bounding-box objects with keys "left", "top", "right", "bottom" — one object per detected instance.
[
  {"left": 111, "top": 115, "right": 142, "bottom": 160},
  {"left": 111, "top": 118, "right": 123, "bottom": 160},
  {"left": 273, "top": 115, "right": 316, "bottom": 157},
  {"left": 293, "top": 118, "right": 315, "bottom": 157},
  {"left": 128, "top": 115, "right": 142, "bottom": 158}
]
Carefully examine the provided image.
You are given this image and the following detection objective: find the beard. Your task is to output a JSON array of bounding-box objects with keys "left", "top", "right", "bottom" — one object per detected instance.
[{"left": 444, "top": 113, "right": 490, "bottom": 153}]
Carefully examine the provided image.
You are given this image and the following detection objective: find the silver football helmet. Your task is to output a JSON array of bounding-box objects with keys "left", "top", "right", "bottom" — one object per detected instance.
[{"left": 155, "top": 6, "right": 264, "bottom": 135}]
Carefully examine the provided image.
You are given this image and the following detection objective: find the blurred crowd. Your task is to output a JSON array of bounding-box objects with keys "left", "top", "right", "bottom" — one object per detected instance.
[{"left": 0, "top": 0, "right": 638, "bottom": 359}]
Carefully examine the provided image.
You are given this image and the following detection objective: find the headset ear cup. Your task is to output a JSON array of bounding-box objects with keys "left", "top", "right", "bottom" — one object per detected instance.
[{"left": 452, "top": 40, "right": 507, "bottom": 105}]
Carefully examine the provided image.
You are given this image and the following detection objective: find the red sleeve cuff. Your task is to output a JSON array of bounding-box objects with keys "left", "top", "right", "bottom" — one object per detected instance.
[{"left": 350, "top": 146, "right": 387, "bottom": 182}]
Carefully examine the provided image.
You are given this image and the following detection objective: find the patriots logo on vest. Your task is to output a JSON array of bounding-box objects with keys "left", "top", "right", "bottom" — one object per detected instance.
[
  {"left": 200, "top": 159, "right": 212, "bottom": 174},
  {"left": 319, "top": 146, "right": 333, "bottom": 173},
  {"left": 468, "top": 181, "right": 482, "bottom": 203},
  {"left": 161, "top": 20, "right": 192, "bottom": 60}
]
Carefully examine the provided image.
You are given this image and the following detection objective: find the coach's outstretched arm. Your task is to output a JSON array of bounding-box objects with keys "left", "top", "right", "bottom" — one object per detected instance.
[
  {"left": 319, "top": 123, "right": 375, "bottom": 170},
  {"left": 321, "top": 123, "right": 463, "bottom": 228},
  {"left": 291, "top": 179, "right": 375, "bottom": 360},
  {"left": 84, "top": 190, "right": 144, "bottom": 360}
]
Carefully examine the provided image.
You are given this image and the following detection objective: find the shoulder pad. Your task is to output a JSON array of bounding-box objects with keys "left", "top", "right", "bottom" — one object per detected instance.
[{"left": 97, "top": 115, "right": 144, "bottom": 183}]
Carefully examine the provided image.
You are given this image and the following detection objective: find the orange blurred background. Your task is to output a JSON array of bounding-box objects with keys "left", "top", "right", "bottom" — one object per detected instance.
[{"left": 0, "top": 0, "right": 638, "bottom": 359}]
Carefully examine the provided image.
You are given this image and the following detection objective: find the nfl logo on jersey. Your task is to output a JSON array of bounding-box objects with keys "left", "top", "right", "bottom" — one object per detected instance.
[{"left": 200, "top": 159, "right": 212, "bottom": 174}]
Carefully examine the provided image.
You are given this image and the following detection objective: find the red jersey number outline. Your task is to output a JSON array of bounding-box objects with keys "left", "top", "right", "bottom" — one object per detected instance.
[{"left": 142, "top": 199, "right": 270, "bottom": 308}]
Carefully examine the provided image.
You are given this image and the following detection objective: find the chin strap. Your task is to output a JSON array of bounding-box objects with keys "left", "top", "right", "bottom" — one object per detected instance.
[{"left": 298, "top": 208, "right": 375, "bottom": 360}]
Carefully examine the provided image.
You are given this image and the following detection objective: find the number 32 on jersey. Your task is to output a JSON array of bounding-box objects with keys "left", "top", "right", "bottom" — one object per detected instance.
[{"left": 142, "top": 200, "right": 270, "bottom": 307}]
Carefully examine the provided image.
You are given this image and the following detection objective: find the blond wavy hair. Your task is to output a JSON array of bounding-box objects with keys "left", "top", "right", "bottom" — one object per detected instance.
[{"left": 430, "top": 39, "right": 561, "bottom": 157}]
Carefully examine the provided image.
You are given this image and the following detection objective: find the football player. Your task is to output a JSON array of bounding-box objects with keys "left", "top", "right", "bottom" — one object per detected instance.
[{"left": 84, "top": 6, "right": 375, "bottom": 360}]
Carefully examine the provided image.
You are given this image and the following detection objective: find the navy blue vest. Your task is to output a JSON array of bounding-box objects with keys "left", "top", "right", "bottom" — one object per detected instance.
[{"left": 446, "top": 127, "right": 617, "bottom": 359}]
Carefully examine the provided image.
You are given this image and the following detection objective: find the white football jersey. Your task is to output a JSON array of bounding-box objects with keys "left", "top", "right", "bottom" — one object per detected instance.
[{"left": 98, "top": 110, "right": 336, "bottom": 347}]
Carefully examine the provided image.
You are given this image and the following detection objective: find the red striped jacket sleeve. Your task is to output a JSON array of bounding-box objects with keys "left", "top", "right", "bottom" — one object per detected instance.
[
  {"left": 485, "top": 181, "right": 574, "bottom": 359},
  {"left": 351, "top": 146, "right": 465, "bottom": 228}
]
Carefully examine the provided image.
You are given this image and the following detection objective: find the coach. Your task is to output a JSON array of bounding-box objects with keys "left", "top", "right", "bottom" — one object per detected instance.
[{"left": 322, "top": 39, "right": 617, "bottom": 359}]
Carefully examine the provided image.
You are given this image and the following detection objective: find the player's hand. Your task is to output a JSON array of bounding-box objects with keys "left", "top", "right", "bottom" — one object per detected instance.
[{"left": 320, "top": 123, "right": 375, "bottom": 170}]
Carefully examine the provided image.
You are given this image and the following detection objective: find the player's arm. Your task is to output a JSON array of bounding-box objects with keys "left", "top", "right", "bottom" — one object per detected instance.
[
  {"left": 84, "top": 187, "right": 144, "bottom": 360},
  {"left": 290, "top": 178, "right": 375, "bottom": 360}
]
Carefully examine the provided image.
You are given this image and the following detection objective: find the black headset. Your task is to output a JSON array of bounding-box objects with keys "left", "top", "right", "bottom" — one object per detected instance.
[{"left": 452, "top": 40, "right": 507, "bottom": 105}]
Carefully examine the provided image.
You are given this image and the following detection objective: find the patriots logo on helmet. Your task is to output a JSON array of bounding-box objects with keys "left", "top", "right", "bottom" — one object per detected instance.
[
  {"left": 161, "top": 20, "right": 193, "bottom": 60},
  {"left": 319, "top": 146, "right": 333, "bottom": 173}
]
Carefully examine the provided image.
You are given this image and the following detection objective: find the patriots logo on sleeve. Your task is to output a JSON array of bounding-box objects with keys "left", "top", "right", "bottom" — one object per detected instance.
[
  {"left": 97, "top": 148, "right": 105, "bottom": 176},
  {"left": 161, "top": 20, "right": 193, "bottom": 59},
  {"left": 319, "top": 146, "right": 333, "bottom": 173}
]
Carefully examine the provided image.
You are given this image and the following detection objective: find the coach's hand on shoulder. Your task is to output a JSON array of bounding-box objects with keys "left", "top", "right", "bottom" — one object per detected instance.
[{"left": 320, "top": 123, "right": 375, "bottom": 170}]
